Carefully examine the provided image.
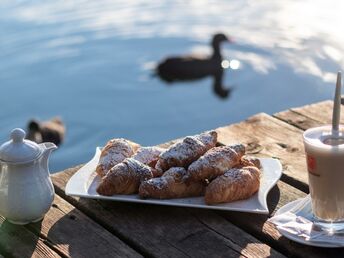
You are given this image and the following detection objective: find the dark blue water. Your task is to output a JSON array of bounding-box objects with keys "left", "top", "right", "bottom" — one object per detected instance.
[{"left": 1, "top": 1, "right": 342, "bottom": 172}]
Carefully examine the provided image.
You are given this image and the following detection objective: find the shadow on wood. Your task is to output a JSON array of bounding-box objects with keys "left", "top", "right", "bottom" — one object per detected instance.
[
  {"left": 0, "top": 218, "right": 45, "bottom": 258},
  {"left": 44, "top": 206, "right": 139, "bottom": 258}
]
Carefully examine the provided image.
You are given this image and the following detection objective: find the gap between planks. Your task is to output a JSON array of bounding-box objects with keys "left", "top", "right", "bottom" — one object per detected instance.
[
  {"left": 52, "top": 169, "right": 285, "bottom": 258},
  {"left": 50, "top": 100, "right": 343, "bottom": 257}
]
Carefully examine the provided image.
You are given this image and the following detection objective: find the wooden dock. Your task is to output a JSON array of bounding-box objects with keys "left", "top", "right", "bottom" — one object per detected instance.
[{"left": 1, "top": 100, "right": 343, "bottom": 258}]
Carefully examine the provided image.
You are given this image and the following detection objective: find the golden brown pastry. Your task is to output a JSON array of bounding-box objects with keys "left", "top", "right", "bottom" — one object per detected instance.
[
  {"left": 204, "top": 166, "right": 260, "bottom": 205},
  {"left": 154, "top": 160, "right": 165, "bottom": 178},
  {"left": 186, "top": 144, "right": 245, "bottom": 182},
  {"left": 96, "top": 138, "right": 140, "bottom": 178},
  {"left": 131, "top": 146, "right": 165, "bottom": 177},
  {"left": 97, "top": 158, "right": 153, "bottom": 196},
  {"left": 237, "top": 156, "right": 261, "bottom": 169},
  {"left": 156, "top": 131, "right": 217, "bottom": 172},
  {"left": 139, "top": 167, "right": 205, "bottom": 199}
]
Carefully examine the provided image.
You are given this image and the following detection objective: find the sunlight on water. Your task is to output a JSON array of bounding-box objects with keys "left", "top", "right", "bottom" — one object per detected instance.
[
  {"left": 2, "top": 0, "right": 343, "bottom": 81},
  {"left": 0, "top": 0, "right": 343, "bottom": 171},
  {"left": 221, "top": 60, "right": 230, "bottom": 69},
  {"left": 229, "top": 60, "right": 240, "bottom": 70}
]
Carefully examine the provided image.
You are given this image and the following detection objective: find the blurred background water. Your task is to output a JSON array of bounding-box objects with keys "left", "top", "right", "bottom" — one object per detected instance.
[{"left": 1, "top": 0, "right": 343, "bottom": 172}]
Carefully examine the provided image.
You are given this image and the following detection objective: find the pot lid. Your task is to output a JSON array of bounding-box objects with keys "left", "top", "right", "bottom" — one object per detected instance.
[{"left": 0, "top": 128, "right": 42, "bottom": 163}]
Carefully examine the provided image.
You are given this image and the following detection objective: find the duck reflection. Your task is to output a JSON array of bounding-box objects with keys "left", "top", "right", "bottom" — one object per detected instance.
[{"left": 156, "top": 33, "right": 234, "bottom": 99}]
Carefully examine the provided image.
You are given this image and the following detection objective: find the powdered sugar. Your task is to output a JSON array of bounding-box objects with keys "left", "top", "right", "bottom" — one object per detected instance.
[
  {"left": 97, "top": 138, "right": 140, "bottom": 176},
  {"left": 132, "top": 146, "right": 165, "bottom": 166},
  {"left": 198, "top": 131, "right": 218, "bottom": 146},
  {"left": 187, "top": 144, "right": 245, "bottom": 181},
  {"left": 142, "top": 176, "right": 169, "bottom": 190},
  {"left": 222, "top": 167, "right": 260, "bottom": 184},
  {"left": 124, "top": 158, "right": 153, "bottom": 181},
  {"left": 158, "top": 130, "right": 217, "bottom": 169},
  {"left": 162, "top": 167, "right": 187, "bottom": 181}
]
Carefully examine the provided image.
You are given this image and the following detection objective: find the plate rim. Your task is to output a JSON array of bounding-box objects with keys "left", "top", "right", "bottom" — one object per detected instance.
[{"left": 65, "top": 148, "right": 282, "bottom": 214}]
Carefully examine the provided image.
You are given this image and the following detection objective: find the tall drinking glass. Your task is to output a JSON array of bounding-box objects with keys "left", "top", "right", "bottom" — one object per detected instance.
[{"left": 303, "top": 125, "right": 344, "bottom": 232}]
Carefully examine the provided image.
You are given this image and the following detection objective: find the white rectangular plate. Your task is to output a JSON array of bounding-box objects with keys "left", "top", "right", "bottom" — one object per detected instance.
[{"left": 65, "top": 148, "right": 282, "bottom": 214}]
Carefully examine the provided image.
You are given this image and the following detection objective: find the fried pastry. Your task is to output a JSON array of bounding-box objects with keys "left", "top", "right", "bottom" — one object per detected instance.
[
  {"left": 96, "top": 158, "right": 153, "bottom": 196},
  {"left": 204, "top": 166, "right": 260, "bottom": 204},
  {"left": 157, "top": 131, "right": 217, "bottom": 172},
  {"left": 139, "top": 167, "right": 205, "bottom": 199},
  {"left": 96, "top": 138, "right": 140, "bottom": 178},
  {"left": 187, "top": 144, "right": 245, "bottom": 182}
]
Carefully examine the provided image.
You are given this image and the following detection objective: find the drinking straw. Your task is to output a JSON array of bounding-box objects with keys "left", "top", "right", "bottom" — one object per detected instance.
[{"left": 332, "top": 71, "right": 342, "bottom": 134}]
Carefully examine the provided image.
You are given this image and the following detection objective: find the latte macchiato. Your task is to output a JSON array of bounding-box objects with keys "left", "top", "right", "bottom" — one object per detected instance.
[{"left": 303, "top": 125, "right": 344, "bottom": 222}]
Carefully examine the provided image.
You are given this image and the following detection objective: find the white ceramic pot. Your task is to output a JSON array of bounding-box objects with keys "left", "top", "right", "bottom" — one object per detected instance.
[{"left": 0, "top": 128, "right": 57, "bottom": 224}]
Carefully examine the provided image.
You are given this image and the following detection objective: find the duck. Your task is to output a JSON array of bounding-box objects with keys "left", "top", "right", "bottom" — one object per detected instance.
[
  {"left": 26, "top": 117, "right": 65, "bottom": 146},
  {"left": 156, "top": 33, "right": 233, "bottom": 99}
]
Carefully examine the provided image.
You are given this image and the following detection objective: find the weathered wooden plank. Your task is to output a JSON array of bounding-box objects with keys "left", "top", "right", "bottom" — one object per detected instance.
[
  {"left": 215, "top": 110, "right": 344, "bottom": 256},
  {"left": 292, "top": 100, "right": 344, "bottom": 125},
  {"left": 162, "top": 112, "right": 309, "bottom": 190},
  {"left": 216, "top": 113, "right": 309, "bottom": 191},
  {"left": 274, "top": 109, "right": 322, "bottom": 131},
  {"left": 51, "top": 105, "right": 344, "bottom": 257},
  {"left": 52, "top": 166, "right": 344, "bottom": 258},
  {"left": 217, "top": 181, "right": 344, "bottom": 258},
  {"left": 274, "top": 100, "right": 344, "bottom": 131},
  {"left": 52, "top": 168, "right": 285, "bottom": 258},
  {"left": 25, "top": 195, "right": 141, "bottom": 258},
  {"left": 0, "top": 216, "right": 61, "bottom": 258}
]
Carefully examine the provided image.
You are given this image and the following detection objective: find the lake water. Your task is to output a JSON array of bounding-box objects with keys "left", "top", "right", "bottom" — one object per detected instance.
[{"left": 1, "top": 1, "right": 343, "bottom": 172}]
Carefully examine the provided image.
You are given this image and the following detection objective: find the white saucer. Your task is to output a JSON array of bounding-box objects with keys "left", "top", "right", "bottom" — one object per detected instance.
[{"left": 275, "top": 197, "right": 344, "bottom": 248}]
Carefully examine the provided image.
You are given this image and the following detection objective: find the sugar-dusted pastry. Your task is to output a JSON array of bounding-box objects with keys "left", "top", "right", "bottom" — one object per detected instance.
[
  {"left": 237, "top": 156, "right": 261, "bottom": 169},
  {"left": 204, "top": 166, "right": 260, "bottom": 205},
  {"left": 96, "top": 138, "right": 140, "bottom": 178},
  {"left": 154, "top": 160, "right": 164, "bottom": 178},
  {"left": 187, "top": 144, "right": 245, "bottom": 182},
  {"left": 132, "top": 146, "right": 165, "bottom": 168},
  {"left": 139, "top": 167, "right": 205, "bottom": 199},
  {"left": 157, "top": 131, "right": 217, "bottom": 172},
  {"left": 96, "top": 158, "right": 153, "bottom": 196}
]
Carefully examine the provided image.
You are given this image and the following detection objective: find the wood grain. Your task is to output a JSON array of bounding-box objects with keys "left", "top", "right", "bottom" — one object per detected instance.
[
  {"left": 274, "top": 100, "right": 344, "bottom": 130},
  {"left": 25, "top": 195, "right": 141, "bottom": 258},
  {"left": 216, "top": 113, "right": 309, "bottom": 191},
  {"left": 52, "top": 168, "right": 284, "bottom": 258},
  {"left": 216, "top": 181, "right": 344, "bottom": 257},
  {"left": 0, "top": 216, "right": 61, "bottom": 258},
  {"left": 292, "top": 100, "right": 344, "bottom": 125},
  {"left": 52, "top": 166, "right": 344, "bottom": 258},
  {"left": 47, "top": 100, "right": 344, "bottom": 257},
  {"left": 274, "top": 109, "right": 322, "bottom": 131}
]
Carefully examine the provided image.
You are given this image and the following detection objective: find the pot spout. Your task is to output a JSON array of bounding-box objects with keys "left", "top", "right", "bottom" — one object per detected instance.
[{"left": 40, "top": 142, "right": 57, "bottom": 173}]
